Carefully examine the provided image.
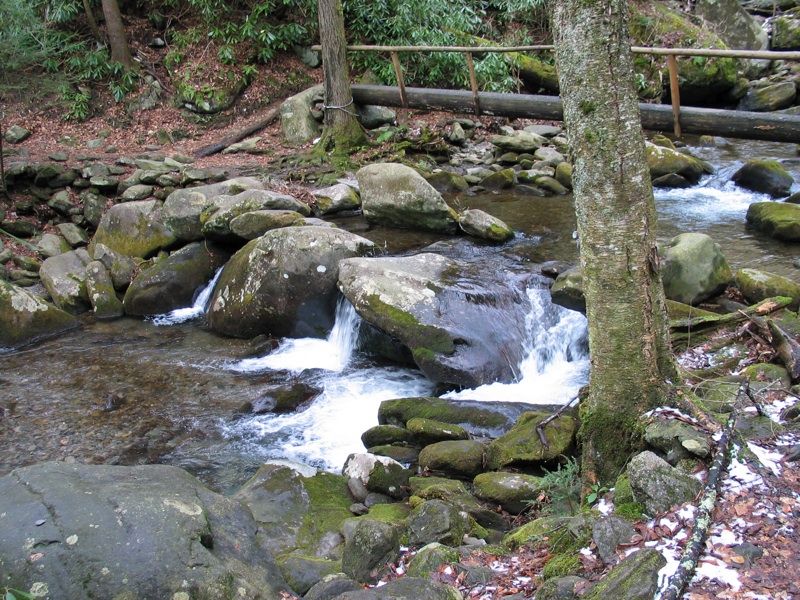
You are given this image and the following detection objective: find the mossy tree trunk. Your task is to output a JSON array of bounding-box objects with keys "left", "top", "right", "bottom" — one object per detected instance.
[
  {"left": 101, "top": 0, "right": 134, "bottom": 68},
  {"left": 317, "top": 0, "right": 367, "bottom": 153},
  {"left": 548, "top": 0, "right": 679, "bottom": 485}
]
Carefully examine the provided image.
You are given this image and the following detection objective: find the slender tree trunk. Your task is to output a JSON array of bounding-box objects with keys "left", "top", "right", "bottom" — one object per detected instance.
[
  {"left": 317, "top": 0, "right": 366, "bottom": 152},
  {"left": 101, "top": 0, "right": 134, "bottom": 68},
  {"left": 82, "top": 0, "right": 103, "bottom": 44},
  {"left": 548, "top": 0, "right": 679, "bottom": 484}
]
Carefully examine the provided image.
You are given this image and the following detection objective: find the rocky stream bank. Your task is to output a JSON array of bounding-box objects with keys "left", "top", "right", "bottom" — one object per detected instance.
[{"left": 3, "top": 92, "right": 800, "bottom": 599}]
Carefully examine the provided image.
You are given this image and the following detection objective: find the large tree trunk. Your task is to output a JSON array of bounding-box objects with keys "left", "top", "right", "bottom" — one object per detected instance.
[
  {"left": 549, "top": 0, "right": 679, "bottom": 484},
  {"left": 317, "top": 0, "right": 366, "bottom": 152},
  {"left": 101, "top": 0, "right": 134, "bottom": 68}
]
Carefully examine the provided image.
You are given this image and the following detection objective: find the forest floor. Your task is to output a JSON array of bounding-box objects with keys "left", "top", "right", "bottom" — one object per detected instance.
[{"left": 2, "top": 51, "right": 800, "bottom": 600}]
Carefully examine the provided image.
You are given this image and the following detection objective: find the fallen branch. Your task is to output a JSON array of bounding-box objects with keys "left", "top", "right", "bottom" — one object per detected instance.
[
  {"left": 535, "top": 395, "right": 580, "bottom": 450},
  {"left": 767, "top": 319, "right": 800, "bottom": 382},
  {"left": 655, "top": 381, "right": 743, "bottom": 600},
  {"left": 193, "top": 105, "right": 281, "bottom": 158},
  {"left": 670, "top": 297, "right": 792, "bottom": 332}
]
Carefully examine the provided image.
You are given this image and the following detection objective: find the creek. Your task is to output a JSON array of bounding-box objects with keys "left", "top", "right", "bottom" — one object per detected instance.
[{"left": 1, "top": 136, "right": 798, "bottom": 494}]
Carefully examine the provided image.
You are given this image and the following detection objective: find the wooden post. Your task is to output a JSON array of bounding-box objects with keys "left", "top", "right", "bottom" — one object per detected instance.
[
  {"left": 667, "top": 54, "right": 682, "bottom": 138},
  {"left": 466, "top": 52, "right": 481, "bottom": 116},
  {"left": 390, "top": 52, "right": 408, "bottom": 108}
]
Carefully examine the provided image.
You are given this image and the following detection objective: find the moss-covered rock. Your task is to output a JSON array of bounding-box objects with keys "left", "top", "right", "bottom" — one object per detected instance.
[
  {"left": 277, "top": 555, "right": 340, "bottom": 596},
  {"left": 472, "top": 472, "right": 544, "bottom": 514},
  {"left": 550, "top": 265, "right": 585, "bottom": 314},
  {"left": 746, "top": 201, "right": 800, "bottom": 241},
  {"left": 487, "top": 411, "right": 577, "bottom": 470},
  {"left": 478, "top": 168, "right": 516, "bottom": 191},
  {"left": 627, "top": 451, "right": 702, "bottom": 515},
  {"left": 343, "top": 453, "right": 410, "bottom": 500},
  {"left": 38, "top": 248, "right": 91, "bottom": 314},
  {"left": 418, "top": 440, "right": 486, "bottom": 479},
  {"left": 660, "top": 232, "right": 732, "bottom": 305},
  {"left": 406, "top": 418, "right": 469, "bottom": 444},
  {"left": 734, "top": 268, "right": 800, "bottom": 310},
  {"left": 409, "top": 476, "right": 507, "bottom": 532},
  {"left": 406, "top": 542, "right": 460, "bottom": 578},
  {"left": 503, "top": 514, "right": 593, "bottom": 554},
  {"left": 645, "top": 143, "right": 707, "bottom": 185},
  {"left": 378, "top": 397, "right": 526, "bottom": 438},
  {"left": 738, "top": 81, "right": 797, "bottom": 112},
  {"left": 582, "top": 548, "right": 665, "bottom": 600},
  {"left": 123, "top": 241, "right": 230, "bottom": 316},
  {"left": 234, "top": 462, "right": 353, "bottom": 558},
  {"left": 425, "top": 171, "right": 470, "bottom": 193},
  {"left": 89, "top": 200, "right": 177, "bottom": 259},
  {"left": 408, "top": 499, "right": 468, "bottom": 547},
  {"left": 0, "top": 280, "right": 79, "bottom": 347},
  {"left": 734, "top": 160, "right": 794, "bottom": 198},
  {"left": 361, "top": 424, "right": 417, "bottom": 449},
  {"left": 458, "top": 208, "right": 514, "bottom": 242},
  {"left": 357, "top": 163, "right": 458, "bottom": 233},
  {"left": 85, "top": 260, "right": 124, "bottom": 319},
  {"left": 341, "top": 519, "right": 400, "bottom": 584},
  {"left": 312, "top": 183, "right": 361, "bottom": 215}
]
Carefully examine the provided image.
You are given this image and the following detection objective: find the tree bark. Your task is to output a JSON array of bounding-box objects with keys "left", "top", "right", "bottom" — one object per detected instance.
[
  {"left": 82, "top": 0, "right": 103, "bottom": 44},
  {"left": 317, "top": 0, "right": 366, "bottom": 152},
  {"left": 101, "top": 0, "right": 134, "bottom": 68},
  {"left": 549, "top": 0, "right": 679, "bottom": 484}
]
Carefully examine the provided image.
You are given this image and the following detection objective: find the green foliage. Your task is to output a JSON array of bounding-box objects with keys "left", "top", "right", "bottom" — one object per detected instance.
[
  {"left": 584, "top": 482, "right": 608, "bottom": 506},
  {"left": 539, "top": 456, "right": 581, "bottom": 516},
  {"left": 344, "top": 0, "right": 518, "bottom": 91},
  {"left": 3, "top": 587, "right": 35, "bottom": 600}
]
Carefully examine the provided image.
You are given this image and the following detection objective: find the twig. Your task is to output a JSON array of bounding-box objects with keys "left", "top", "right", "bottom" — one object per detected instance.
[
  {"left": 535, "top": 395, "right": 579, "bottom": 450},
  {"left": 655, "top": 380, "right": 744, "bottom": 600},
  {"left": 0, "top": 227, "right": 42, "bottom": 251},
  {"left": 193, "top": 105, "right": 281, "bottom": 158}
]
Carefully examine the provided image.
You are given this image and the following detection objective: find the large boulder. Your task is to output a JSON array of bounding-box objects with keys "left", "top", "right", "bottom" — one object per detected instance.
[
  {"left": 0, "top": 462, "right": 290, "bottom": 599},
  {"left": 201, "top": 189, "right": 311, "bottom": 243},
  {"left": 627, "top": 451, "right": 702, "bottom": 515},
  {"left": 357, "top": 163, "right": 458, "bottom": 233},
  {"left": 734, "top": 268, "right": 800, "bottom": 310},
  {"left": 38, "top": 248, "right": 91, "bottom": 314},
  {"left": 732, "top": 159, "right": 794, "bottom": 198},
  {"left": 337, "top": 253, "right": 530, "bottom": 387},
  {"left": 693, "top": 0, "right": 770, "bottom": 78},
  {"left": 234, "top": 461, "right": 352, "bottom": 559},
  {"left": 326, "top": 577, "right": 463, "bottom": 600},
  {"left": 771, "top": 8, "right": 800, "bottom": 50},
  {"left": 737, "top": 81, "right": 797, "bottom": 112},
  {"left": 472, "top": 472, "right": 545, "bottom": 514},
  {"left": 207, "top": 227, "right": 376, "bottom": 338},
  {"left": 408, "top": 499, "right": 469, "bottom": 548},
  {"left": 486, "top": 411, "right": 577, "bottom": 470},
  {"left": 582, "top": 548, "right": 665, "bottom": 600},
  {"left": 659, "top": 232, "right": 732, "bottom": 305},
  {"left": 123, "top": 241, "right": 231, "bottom": 316},
  {"left": 342, "top": 453, "right": 410, "bottom": 500},
  {"left": 646, "top": 143, "right": 707, "bottom": 186},
  {"left": 0, "top": 280, "right": 78, "bottom": 347},
  {"left": 280, "top": 85, "right": 322, "bottom": 146},
  {"left": 162, "top": 177, "right": 265, "bottom": 241},
  {"left": 746, "top": 201, "right": 800, "bottom": 241},
  {"left": 341, "top": 519, "right": 400, "bottom": 584},
  {"left": 313, "top": 183, "right": 361, "bottom": 215},
  {"left": 89, "top": 199, "right": 177, "bottom": 259}
]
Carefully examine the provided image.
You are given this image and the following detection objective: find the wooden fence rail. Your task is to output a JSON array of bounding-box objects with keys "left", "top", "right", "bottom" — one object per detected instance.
[{"left": 311, "top": 43, "right": 800, "bottom": 140}]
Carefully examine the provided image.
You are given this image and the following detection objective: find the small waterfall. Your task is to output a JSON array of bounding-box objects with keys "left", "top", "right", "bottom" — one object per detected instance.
[
  {"left": 443, "top": 286, "right": 589, "bottom": 405},
  {"left": 150, "top": 268, "right": 223, "bottom": 326},
  {"left": 230, "top": 295, "right": 362, "bottom": 373}
]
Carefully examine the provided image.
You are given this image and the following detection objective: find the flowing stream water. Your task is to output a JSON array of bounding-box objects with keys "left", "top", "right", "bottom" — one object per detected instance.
[{"left": 1, "top": 136, "right": 799, "bottom": 493}]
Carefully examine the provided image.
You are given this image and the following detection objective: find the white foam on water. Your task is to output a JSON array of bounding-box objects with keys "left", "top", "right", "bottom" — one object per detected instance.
[
  {"left": 150, "top": 267, "right": 223, "bottom": 326},
  {"left": 223, "top": 366, "right": 436, "bottom": 471},
  {"left": 443, "top": 286, "right": 589, "bottom": 405},
  {"left": 229, "top": 296, "right": 361, "bottom": 373}
]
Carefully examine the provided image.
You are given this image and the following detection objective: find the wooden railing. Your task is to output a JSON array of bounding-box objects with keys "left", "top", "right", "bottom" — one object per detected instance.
[{"left": 312, "top": 43, "right": 800, "bottom": 137}]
